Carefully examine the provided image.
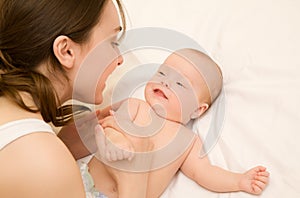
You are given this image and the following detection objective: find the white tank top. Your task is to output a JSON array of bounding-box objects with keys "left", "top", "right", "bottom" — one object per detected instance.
[{"left": 0, "top": 118, "right": 54, "bottom": 150}]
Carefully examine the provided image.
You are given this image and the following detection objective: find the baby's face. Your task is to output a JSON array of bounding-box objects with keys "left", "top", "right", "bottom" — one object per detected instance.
[{"left": 145, "top": 53, "right": 209, "bottom": 124}]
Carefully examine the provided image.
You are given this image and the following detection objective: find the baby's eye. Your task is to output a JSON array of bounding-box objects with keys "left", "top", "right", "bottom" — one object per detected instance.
[
  {"left": 158, "top": 71, "right": 165, "bottom": 76},
  {"left": 176, "top": 82, "right": 185, "bottom": 87},
  {"left": 111, "top": 42, "right": 120, "bottom": 48}
]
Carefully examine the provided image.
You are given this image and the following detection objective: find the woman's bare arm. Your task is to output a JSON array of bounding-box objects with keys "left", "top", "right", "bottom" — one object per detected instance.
[{"left": 0, "top": 132, "right": 85, "bottom": 198}]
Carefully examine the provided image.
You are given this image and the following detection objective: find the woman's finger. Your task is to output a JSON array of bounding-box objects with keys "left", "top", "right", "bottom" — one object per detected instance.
[
  {"left": 110, "top": 150, "right": 117, "bottom": 161},
  {"left": 94, "top": 124, "right": 107, "bottom": 160}
]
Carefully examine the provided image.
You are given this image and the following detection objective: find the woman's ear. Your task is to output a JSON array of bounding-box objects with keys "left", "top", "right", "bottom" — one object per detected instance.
[
  {"left": 190, "top": 103, "right": 209, "bottom": 119},
  {"left": 53, "top": 35, "right": 76, "bottom": 69}
]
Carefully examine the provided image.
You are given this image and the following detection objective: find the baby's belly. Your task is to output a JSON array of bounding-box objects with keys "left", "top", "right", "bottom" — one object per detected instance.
[
  {"left": 109, "top": 135, "right": 192, "bottom": 198},
  {"left": 104, "top": 105, "right": 196, "bottom": 197},
  {"left": 106, "top": 152, "right": 188, "bottom": 198}
]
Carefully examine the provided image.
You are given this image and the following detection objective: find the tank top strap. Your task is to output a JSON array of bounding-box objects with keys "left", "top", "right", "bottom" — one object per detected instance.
[{"left": 0, "top": 118, "right": 54, "bottom": 150}]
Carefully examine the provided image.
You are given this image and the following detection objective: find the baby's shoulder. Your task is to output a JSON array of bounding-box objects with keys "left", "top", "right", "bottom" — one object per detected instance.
[
  {"left": 123, "top": 98, "right": 148, "bottom": 107},
  {"left": 117, "top": 98, "right": 145, "bottom": 110},
  {"left": 117, "top": 98, "right": 151, "bottom": 120},
  {"left": 126, "top": 98, "right": 151, "bottom": 111}
]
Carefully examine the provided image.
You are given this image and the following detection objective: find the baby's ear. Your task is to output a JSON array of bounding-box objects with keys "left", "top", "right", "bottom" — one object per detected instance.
[{"left": 190, "top": 103, "right": 209, "bottom": 119}]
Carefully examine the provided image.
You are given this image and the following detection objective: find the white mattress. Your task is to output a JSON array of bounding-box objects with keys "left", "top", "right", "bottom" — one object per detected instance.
[{"left": 98, "top": 0, "right": 300, "bottom": 197}]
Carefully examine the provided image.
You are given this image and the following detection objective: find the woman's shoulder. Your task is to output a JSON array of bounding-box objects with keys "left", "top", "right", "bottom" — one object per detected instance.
[
  {"left": 0, "top": 132, "right": 85, "bottom": 197},
  {"left": 0, "top": 96, "right": 43, "bottom": 125}
]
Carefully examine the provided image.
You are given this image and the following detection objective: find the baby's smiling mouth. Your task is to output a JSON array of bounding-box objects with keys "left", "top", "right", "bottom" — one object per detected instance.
[{"left": 154, "top": 88, "right": 168, "bottom": 99}]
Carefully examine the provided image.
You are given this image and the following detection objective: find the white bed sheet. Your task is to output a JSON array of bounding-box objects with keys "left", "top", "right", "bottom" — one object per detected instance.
[{"left": 100, "top": 0, "right": 300, "bottom": 197}]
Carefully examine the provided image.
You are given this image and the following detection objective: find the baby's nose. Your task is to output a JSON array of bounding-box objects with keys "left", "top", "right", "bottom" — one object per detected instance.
[{"left": 161, "top": 81, "right": 169, "bottom": 88}]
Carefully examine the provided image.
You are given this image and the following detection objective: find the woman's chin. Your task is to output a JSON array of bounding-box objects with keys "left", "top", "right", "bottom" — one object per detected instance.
[{"left": 93, "top": 96, "right": 103, "bottom": 105}]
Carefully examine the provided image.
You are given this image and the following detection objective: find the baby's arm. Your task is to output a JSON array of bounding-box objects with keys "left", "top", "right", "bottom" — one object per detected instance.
[{"left": 180, "top": 137, "right": 269, "bottom": 195}]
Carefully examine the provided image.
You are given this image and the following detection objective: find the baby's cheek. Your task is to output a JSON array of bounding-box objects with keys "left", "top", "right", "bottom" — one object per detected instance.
[{"left": 168, "top": 96, "right": 184, "bottom": 120}]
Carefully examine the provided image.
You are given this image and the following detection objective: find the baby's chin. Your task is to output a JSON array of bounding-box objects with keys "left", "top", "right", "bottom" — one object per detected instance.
[
  {"left": 150, "top": 104, "right": 184, "bottom": 124},
  {"left": 150, "top": 103, "right": 167, "bottom": 118}
]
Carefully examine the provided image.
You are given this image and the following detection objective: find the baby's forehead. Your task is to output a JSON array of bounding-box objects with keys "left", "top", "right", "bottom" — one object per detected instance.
[
  {"left": 165, "top": 49, "right": 223, "bottom": 103},
  {"left": 164, "top": 50, "right": 210, "bottom": 71},
  {"left": 162, "top": 51, "right": 207, "bottom": 78},
  {"left": 161, "top": 57, "right": 203, "bottom": 80}
]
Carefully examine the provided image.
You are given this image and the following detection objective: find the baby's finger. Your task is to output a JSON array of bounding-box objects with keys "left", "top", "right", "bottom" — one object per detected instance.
[
  {"left": 116, "top": 149, "right": 125, "bottom": 160},
  {"left": 255, "top": 166, "right": 266, "bottom": 172},
  {"left": 100, "top": 121, "right": 113, "bottom": 129},
  {"left": 94, "top": 125, "right": 106, "bottom": 151},
  {"left": 106, "top": 151, "right": 112, "bottom": 162},
  {"left": 128, "top": 152, "right": 135, "bottom": 161},
  {"left": 100, "top": 117, "right": 117, "bottom": 128},
  {"left": 99, "top": 115, "right": 113, "bottom": 124},
  {"left": 123, "top": 150, "right": 134, "bottom": 161},
  {"left": 255, "top": 175, "right": 269, "bottom": 184},
  {"left": 109, "top": 150, "right": 118, "bottom": 161},
  {"left": 122, "top": 150, "right": 130, "bottom": 160},
  {"left": 253, "top": 180, "right": 266, "bottom": 191},
  {"left": 251, "top": 183, "right": 262, "bottom": 194},
  {"left": 258, "top": 171, "right": 270, "bottom": 177}
]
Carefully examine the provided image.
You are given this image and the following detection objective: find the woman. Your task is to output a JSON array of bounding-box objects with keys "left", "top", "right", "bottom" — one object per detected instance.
[{"left": 0, "top": 0, "right": 125, "bottom": 197}]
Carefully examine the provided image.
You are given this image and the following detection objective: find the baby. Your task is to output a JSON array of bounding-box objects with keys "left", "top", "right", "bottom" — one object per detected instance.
[{"left": 87, "top": 48, "right": 269, "bottom": 198}]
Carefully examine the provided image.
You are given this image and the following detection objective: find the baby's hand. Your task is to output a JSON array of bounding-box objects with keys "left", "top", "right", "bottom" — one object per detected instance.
[{"left": 239, "top": 166, "right": 270, "bottom": 195}]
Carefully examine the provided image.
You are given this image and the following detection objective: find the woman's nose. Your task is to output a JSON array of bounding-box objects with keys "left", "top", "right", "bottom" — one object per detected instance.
[
  {"left": 117, "top": 54, "right": 124, "bottom": 66},
  {"left": 114, "top": 46, "right": 123, "bottom": 66}
]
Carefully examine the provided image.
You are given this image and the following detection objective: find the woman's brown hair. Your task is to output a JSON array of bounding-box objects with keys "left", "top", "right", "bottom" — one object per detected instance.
[{"left": 0, "top": 0, "right": 126, "bottom": 126}]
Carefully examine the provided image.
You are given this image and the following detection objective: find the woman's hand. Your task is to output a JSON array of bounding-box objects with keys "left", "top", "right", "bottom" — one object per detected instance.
[
  {"left": 94, "top": 122, "right": 134, "bottom": 162},
  {"left": 239, "top": 166, "right": 270, "bottom": 195},
  {"left": 99, "top": 110, "right": 125, "bottom": 132}
]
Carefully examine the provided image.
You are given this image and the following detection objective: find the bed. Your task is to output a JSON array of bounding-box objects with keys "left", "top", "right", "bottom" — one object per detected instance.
[{"left": 96, "top": 0, "right": 300, "bottom": 197}]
